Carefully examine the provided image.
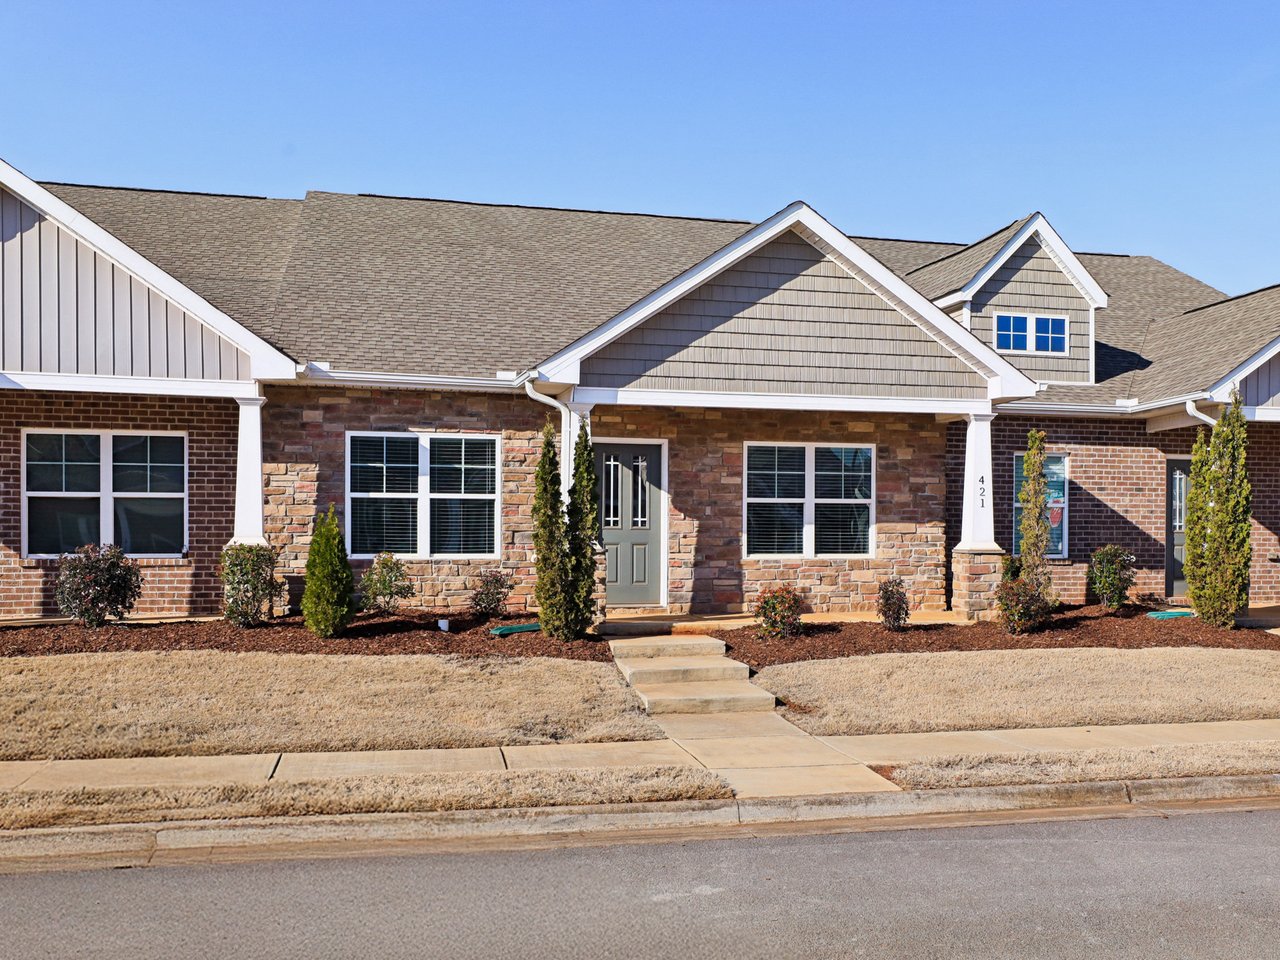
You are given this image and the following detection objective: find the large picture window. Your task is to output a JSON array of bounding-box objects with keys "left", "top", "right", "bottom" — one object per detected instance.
[
  {"left": 346, "top": 432, "right": 500, "bottom": 558},
  {"left": 744, "top": 443, "right": 874, "bottom": 558},
  {"left": 23, "top": 430, "right": 187, "bottom": 557},
  {"left": 1013, "top": 453, "right": 1068, "bottom": 558}
]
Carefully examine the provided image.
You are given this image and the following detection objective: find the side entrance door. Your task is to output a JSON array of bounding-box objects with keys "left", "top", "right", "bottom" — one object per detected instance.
[
  {"left": 595, "top": 442, "right": 663, "bottom": 606},
  {"left": 1166, "top": 458, "right": 1191, "bottom": 597}
]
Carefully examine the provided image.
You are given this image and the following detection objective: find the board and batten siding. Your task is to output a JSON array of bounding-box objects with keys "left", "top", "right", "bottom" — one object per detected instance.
[
  {"left": 579, "top": 231, "right": 987, "bottom": 399},
  {"left": 0, "top": 187, "right": 248, "bottom": 380},
  {"left": 1241, "top": 355, "right": 1280, "bottom": 408},
  {"left": 969, "top": 238, "right": 1092, "bottom": 383}
]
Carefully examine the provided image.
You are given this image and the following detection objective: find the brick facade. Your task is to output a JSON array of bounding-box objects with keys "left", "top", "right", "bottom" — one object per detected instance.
[
  {"left": 0, "top": 391, "right": 237, "bottom": 619},
  {"left": 946, "top": 415, "right": 1280, "bottom": 606},
  {"left": 261, "top": 385, "right": 548, "bottom": 613},
  {"left": 596, "top": 406, "right": 949, "bottom": 614}
]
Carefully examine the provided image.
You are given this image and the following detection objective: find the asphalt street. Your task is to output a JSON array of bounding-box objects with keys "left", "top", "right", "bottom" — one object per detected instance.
[{"left": 3, "top": 808, "right": 1277, "bottom": 959}]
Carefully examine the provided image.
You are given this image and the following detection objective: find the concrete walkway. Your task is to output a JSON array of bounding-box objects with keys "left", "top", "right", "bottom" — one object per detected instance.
[{"left": 6, "top": 718, "right": 1275, "bottom": 802}]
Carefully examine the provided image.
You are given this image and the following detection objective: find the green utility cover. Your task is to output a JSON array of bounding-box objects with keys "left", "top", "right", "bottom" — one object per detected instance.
[
  {"left": 1146, "top": 610, "right": 1195, "bottom": 620},
  {"left": 489, "top": 622, "right": 542, "bottom": 637}
]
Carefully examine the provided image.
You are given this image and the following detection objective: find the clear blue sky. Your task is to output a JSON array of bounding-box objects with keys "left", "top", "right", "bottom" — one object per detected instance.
[{"left": 6, "top": 1, "right": 1278, "bottom": 294}]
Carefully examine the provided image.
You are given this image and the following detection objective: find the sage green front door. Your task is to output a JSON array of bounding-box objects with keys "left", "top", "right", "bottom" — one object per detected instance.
[{"left": 595, "top": 442, "right": 662, "bottom": 606}]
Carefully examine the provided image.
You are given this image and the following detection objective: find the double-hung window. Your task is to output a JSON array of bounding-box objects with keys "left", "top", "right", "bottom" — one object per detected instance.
[
  {"left": 996, "top": 314, "right": 1068, "bottom": 354},
  {"left": 1013, "top": 453, "right": 1068, "bottom": 558},
  {"left": 346, "top": 432, "right": 500, "bottom": 558},
  {"left": 23, "top": 430, "right": 187, "bottom": 557},
  {"left": 744, "top": 443, "right": 874, "bottom": 557}
]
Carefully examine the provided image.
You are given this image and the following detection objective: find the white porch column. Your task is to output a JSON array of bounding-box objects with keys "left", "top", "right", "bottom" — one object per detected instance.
[
  {"left": 560, "top": 401, "right": 595, "bottom": 499},
  {"left": 229, "top": 396, "right": 268, "bottom": 545},
  {"left": 955, "top": 412, "right": 1000, "bottom": 553}
]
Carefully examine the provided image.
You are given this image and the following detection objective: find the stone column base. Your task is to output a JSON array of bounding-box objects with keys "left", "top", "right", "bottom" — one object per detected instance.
[
  {"left": 591, "top": 546, "right": 608, "bottom": 626},
  {"left": 952, "top": 549, "right": 1005, "bottom": 621}
]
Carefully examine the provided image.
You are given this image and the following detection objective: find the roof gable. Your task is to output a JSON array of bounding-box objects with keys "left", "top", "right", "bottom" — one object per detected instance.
[{"left": 540, "top": 202, "right": 1037, "bottom": 402}]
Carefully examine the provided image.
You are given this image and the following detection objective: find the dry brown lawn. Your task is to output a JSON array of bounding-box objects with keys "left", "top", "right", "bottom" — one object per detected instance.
[
  {"left": 756, "top": 647, "right": 1280, "bottom": 736},
  {"left": 0, "top": 651, "right": 663, "bottom": 761},
  {"left": 0, "top": 765, "right": 732, "bottom": 830},
  {"left": 889, "top": 740, "right": 1280, "bottom": 790}
]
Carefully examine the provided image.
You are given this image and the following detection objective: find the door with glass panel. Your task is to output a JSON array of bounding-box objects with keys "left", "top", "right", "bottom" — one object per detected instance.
[
  {"left": 1166, "top": 458, "right": 1190, "bottom": 597},
  {"left": 595, "top": 442, "right": 662, "bottom": 606}
]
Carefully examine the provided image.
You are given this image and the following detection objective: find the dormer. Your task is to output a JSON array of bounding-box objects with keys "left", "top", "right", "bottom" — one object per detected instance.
[{"left": 907, "top": 213, "right": 1107, "bottom": 386}]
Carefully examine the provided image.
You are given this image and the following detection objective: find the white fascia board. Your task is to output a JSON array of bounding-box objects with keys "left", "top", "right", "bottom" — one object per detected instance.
[
  {"left": 570, "top": 386, "right": 992, "bottom": 416},
  {"left": 0, "top": 371, "right": 262, "bottom": 399},
  {"left": 936, "top": 214, "right": 1108, "bottom": 310},
  {"left": 297, "top": 362, "right": 524, "bottom": 392},
  {"left": 540, "top": 201, "right": 1036, "bottom": 402},
  {"left": 0, "top": 157, "right": 297, "bottom": 380},
  {"left": 1207, "top": 332, "right": 1280, "bottom": 402}
]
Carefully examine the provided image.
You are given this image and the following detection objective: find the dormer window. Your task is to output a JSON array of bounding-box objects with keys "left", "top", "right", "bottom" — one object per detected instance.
[{"left": 996, "top": 314, "right": 1068, "bottom": 355}]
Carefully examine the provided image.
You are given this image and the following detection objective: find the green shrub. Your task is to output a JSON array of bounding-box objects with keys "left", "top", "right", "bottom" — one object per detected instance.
[
  {"left": 564, "top": 423, "right": 600, "bottom": 636},
  {"left": 754, "top": 585, "right": 804, "bottom": 641},
  {"left": 532, "top": 420, "right": 569, "bottom": 639},
  {"left": 1001, "top": 554, "right": 1022, "bottom": 583},
  {"left": 1018, "top": 429, "right": 1058, "bottom": 607},
  {"left": 1087, "top": 545, "right": 1136, "bottom": 609},
  {"left": 55, "top": 544, "right": 143, "bottom": 628},
  {"left": 1185, "top": 390, "right": 1252, "bottom": 628},
  {"left": 876, "top": 575, "right": 910, "bottom": 632},
  {"left": 470, "top": 570, "right": 515, "bottom": 619},
  {"left": 220, "top": 543, "right": 285, "bottom": 627},
  {"left": 359, "top": 552, "right": 413, "bottom": 614},
  {"left": 995, "top": 577, "right": 1052, "bottom": 635},
  {"left": 301, "top": 504, "right": 355, "bottom": 638}
]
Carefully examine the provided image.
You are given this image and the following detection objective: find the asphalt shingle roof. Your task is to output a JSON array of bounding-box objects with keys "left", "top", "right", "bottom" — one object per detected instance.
[{"left": 37, "top": 182, "right": 1265, "bottom": 405}]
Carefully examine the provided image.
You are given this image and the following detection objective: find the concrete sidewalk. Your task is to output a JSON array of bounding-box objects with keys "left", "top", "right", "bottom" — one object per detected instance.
[{"left": 3, "top": 716, "right": 1277, "bottom": 799}]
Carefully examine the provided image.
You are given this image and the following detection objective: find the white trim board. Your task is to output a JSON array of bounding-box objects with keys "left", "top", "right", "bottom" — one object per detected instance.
[
  {"left": 935, "top": 214, "right": 1108, "bottom": 311},
  {"left": 0, "top": 157, "right": 296, "bottom": 380},
  {"left": 0, "top": 371, "right": 263, "bottom": 399},
  {"left": 572, "top": 386, "right": 993, "bottom": 416},
  {"left": 536, "top": 201, "right": 1037, "bottom": 403}
]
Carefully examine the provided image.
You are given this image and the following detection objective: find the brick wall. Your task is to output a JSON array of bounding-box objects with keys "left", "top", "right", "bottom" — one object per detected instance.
[
  {"left": 946, "top": 415, "right": 1280, "bottom": 606},
  {"left": 0, "top": 390, "right": 237, "bottom": 619},
  {"left": 262, "top": 385, "right": 548, "bottom": 613},
  {"left": 596, "top": 406, "right": 949, "bottom": 614}
]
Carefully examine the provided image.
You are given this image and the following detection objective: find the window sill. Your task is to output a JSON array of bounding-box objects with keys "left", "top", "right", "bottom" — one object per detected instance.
[{"left": 20, "top": 555, "right": 192, "bottom": 569}]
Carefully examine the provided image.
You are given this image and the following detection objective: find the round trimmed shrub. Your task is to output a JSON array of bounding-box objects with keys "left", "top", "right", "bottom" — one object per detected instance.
[
  {"left": 995, "top": 577, "right": 1052, "bottom": 635},
  {"left": 1087, "top": 544, "right": 1136, "bottom": 610},
  {"left": 55, "top": 544, "right": 144, "bottom": 628},
  {"left": 877, "top": 575, "right": 911, "bottom": 632},
  {"left": 220, "top": 543, "right": 285, "bottom": 627},
  {"left": 754, "top": 585, "right": 804, "bottom": 641},
  {"left": 359, "top": 552, "right": 413, "bottom": 614}
]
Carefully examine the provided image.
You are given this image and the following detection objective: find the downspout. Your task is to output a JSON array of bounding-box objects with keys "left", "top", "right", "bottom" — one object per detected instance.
[
  {"left": 1185, "top": 399, "right": 1216, "bottom": 427},
  {"left": 524, "top": 379, "right": 574, "bottom": 499}
]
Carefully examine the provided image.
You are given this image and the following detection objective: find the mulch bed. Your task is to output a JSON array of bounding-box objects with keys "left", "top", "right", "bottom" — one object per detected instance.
[
  {"left": 715, "top": 605, "right": 1280, "bottom": 670},
  {"left": 0, "top": 612, "right": 613, "bottom": 661}
]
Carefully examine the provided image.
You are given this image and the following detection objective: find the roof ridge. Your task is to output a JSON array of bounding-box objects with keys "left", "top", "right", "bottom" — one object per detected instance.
[
  {"left": 1178, "top": 280, "right": 1280, "bottom": 317},
  {"left": 39, "top": 180, "right": 286, "bottom": 202},
  {"left": 329, "top": 191, "right": 754, "bottom": 225},
  {"left": 906, "top": 213, "right": 1036, "bottom": 276}
]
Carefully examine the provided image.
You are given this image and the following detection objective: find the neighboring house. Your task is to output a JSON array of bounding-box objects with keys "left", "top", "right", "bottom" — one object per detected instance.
[{"left": 2, "top": 156, "right": 1279, "bottom": 622}]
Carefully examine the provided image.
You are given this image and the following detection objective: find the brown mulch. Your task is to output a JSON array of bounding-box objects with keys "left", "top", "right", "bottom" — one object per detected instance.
[
  {"left": 715, "top": 605, "right": 1280, "bottom": 670},
  {"left": 0, "top": 612, "right": 612, "bottom": 661}
]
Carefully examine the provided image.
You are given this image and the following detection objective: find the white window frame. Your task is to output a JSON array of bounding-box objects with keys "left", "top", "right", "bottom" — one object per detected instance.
[
  {"left": 345, "top": 431, "right": 502, "bottom": 561},
  {"left": 994, "top": 313, "right": 1071, "bottom": 356},
  {"left": 20, "top": 427, "right": 189, "bottom": 560},
  {"left": 1012, "top": 452, "right": 1069, "bottom": 560},
  {"left": 742, "top": 441, "right": 876, "bottom": 559}
]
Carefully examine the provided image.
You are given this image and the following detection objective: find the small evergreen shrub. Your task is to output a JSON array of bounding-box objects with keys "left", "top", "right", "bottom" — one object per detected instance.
[
  {"left": 301, "top": 504, "right": 355, "bottom": 638},
  {"left": 876, "top": 575, "right": 910, "bottom": 632},
  {"left": 995, "top": 577, "right": 1052, "bottom": 635},
  {"left": 470, "top": 570, "right": 515, "bottom": 619},
  {"left": 220, "top": 543, "right": 285, "bottom": 627},
  {"left": 359, "top": 553, "right": 413, "bottom": 614},
  {"left": 754, "top": 585, "right": 804, "bottom": 641},
  {"left": 1087, "top": 545, "right": 1136, "bottom": 610},
  {"left": 1018, "top": 429, "right": 1058, "bottom": 608},
  {"left": 55, "top": 544, "right": 143, "bottom": 629}
]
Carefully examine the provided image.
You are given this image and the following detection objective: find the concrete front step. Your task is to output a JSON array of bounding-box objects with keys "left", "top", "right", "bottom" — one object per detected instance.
[
  {"left": 607, "top": 635, "right": 725, "bottom": 659},
  {"left": 615, "top": 655, "right": 749, "bottom": 685},
  {"left": 632, "top": 679, "right": 776, "bottom": 715}
]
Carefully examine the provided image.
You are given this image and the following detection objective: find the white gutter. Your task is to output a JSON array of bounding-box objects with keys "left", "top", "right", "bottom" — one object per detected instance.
[
  {"left": 294, "top": 362, "right": 527, "bottom": 392},
  {"left": 524, "top": 379, "right": 577, "bottom": 499},
  {"left": 1185, "top": 399, "right": 1217, "bottom": 427}
]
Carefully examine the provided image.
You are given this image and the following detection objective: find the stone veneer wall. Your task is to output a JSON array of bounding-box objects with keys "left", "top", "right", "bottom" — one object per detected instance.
[
  {"left": 0, "top": 390, "right": 237, "bottom": 619},
  {"left": 595, "top": 406, "right": 949, "bottom": 614},
  {"left": 946, "top": 415, "right": 1280, "bottom": 606},
  {"left": 262, "top": 385, "right": 548, "bottom": 613},
  {"left": 951, "top": 550, "right": 1003, "bottom": 620}
]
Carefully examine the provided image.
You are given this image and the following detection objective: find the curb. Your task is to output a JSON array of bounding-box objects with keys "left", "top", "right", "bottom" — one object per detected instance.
[{"left": 3, "top": 773, "right": 1279, "bottom": 872}]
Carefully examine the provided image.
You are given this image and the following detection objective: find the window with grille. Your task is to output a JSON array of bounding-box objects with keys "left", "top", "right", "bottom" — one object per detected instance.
[
  {"left": 1013, "top": 453, "right": 1068, "bottom": 558},
  {"left": 346, "top": 432, "right": 499, "bottom": 557},
  {"left": 23, "top": 431, "right": 187, "bottom": 557},
  {"left": 744, "top": 443, "right": 874, "bottom": 557},
  {"left": 996, "top": 314, "right": 1069, "bottom": 354}
]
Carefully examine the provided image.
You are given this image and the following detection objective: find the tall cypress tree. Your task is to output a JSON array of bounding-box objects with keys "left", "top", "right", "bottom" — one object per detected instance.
[
  {"left": 1018, "top": 428, "right": 1057, "bottom": 606},
  {"left": 1186, "top": 390, "right": 1251, "bottom": 627},
  {"left": 565, "top": 424, "right": 599, "bottom": 635},
  {"left": 531, "top": 418, "right": 568, "bottom": 638}
]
